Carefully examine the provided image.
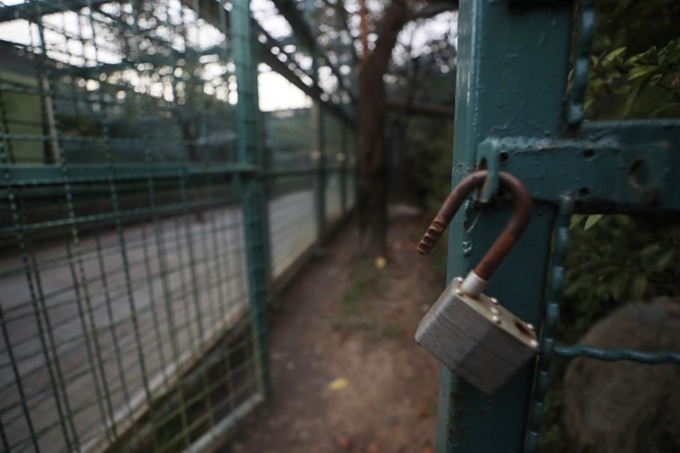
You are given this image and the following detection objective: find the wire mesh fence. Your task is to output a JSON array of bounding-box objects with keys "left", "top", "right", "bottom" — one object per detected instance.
[
  {"left": 0, "top": 0, "right": 356, "bottom": 452},
  {"left": 259, "top": 67, "right": 355, "bottom": 280},
  {"left": 262, "top": 106, "right": 317, "bottom": 278}
]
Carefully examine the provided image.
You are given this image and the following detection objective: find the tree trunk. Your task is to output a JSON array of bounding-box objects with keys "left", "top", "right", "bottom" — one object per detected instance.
[{"left": 357, "top": 1, "right": 410, "bottom": 257}]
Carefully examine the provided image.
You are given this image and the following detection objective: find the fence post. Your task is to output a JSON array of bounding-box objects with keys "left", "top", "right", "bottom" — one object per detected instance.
[
  {"left": 313, "top": 53, "right": 327, "bottom": 240},
  {"left": 340, "top": 123, "right": 348, "bottom": 215},
  {"left": 435, "top": 0, "right": 572, "bottom": 451},
  {"left": 232, "top": 0, "right": 272, "bottom": 398}
]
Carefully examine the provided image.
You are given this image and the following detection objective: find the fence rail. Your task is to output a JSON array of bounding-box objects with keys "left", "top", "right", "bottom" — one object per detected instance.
[{"left": 0, "top": 1, "right": 356, "bottom": 452}]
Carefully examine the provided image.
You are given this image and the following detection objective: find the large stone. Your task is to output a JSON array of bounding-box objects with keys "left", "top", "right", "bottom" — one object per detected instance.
[{"left": 564, "top": 297, "right": 680, "bottom": 453}]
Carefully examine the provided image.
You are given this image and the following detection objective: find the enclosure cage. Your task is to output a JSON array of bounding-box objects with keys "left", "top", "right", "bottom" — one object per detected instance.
[{"left": 0, "top": 0, "right": 356, "bottom": 452}]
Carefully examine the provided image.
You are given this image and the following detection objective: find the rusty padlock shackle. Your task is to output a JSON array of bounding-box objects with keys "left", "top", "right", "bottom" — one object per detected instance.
[{"left": 417, "top": 170, "right": 532, "bottom": 297}]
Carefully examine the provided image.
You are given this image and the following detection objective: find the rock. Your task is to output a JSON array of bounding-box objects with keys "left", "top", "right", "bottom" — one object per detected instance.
[{"left": 564, "top": 297, "right": 680, "bottom": 453}]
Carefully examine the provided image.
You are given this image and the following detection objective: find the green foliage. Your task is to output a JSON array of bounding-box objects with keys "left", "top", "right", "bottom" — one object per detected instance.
[
  {"left": 540, "top": 3, "right": 680, "bottom": 450},
  {"left": 563, "top": 216, "right": 680, "bottom": 343},
  {"left": 540, "top": 215, "right": 680, "bottom": 452},
  {"left": 401, "top": 118, "right": 454, "bottom": 212},
  {"left": 586, "top": 39, "right": 680, "bottom": 119},
  {"left": 593, "top": 0, "right": 680, "bottom": 55}
]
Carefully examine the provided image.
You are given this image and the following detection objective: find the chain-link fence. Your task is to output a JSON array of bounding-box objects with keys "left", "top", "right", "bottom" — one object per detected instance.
[{"left": 0, "top": 1, "right": 355, "bottom": 452}]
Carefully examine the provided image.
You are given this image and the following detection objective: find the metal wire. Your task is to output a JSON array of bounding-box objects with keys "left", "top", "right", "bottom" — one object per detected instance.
[
  {"left": 524, "top": 196, "right": 573, "bottom": 453},
  {"left": 567, "top": 0, "right": 596, "bottom": 127},
  {"left": 524, "top": 196, "right": 680, "bottom": 452},
  {"left": 552, "top": 345, "right": 680, "bottom": 364}
]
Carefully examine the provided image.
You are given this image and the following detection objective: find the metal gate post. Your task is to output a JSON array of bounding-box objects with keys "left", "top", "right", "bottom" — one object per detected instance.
[
  {"left": 437, "top": 0, "right": 573, "bottom": 451},
  {"left": 315, "top": 60, "right": 327, "bottom": 240},
  {"left": 340, "top": 123, "right": 348, "bottom": 215},
  {"left": 233, "top": 0, "right": 272, "bottom": 398}
]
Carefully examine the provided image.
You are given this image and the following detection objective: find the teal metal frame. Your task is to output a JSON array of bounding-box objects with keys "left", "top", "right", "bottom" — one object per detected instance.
[
  {"left": 439, "top": 0, "right": 680, "bottom": 451},
  {"left": 233, "top": 0, "right": 272, "bottom": 400},
  {"left": 0, "top": 0, "right": 357, "bottom": 451}
]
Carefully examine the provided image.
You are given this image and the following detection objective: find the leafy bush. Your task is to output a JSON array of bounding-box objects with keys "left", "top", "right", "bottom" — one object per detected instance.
[
  {"left": 400, "top": 118, "right": 453, "bottom": 212},
  {"left": 586, "top": 38, "right": 680, "bottom": 119},
  {"left": 562, "top": 216, "right": 680, "bottom": 342},
  {"left": 539, "top": 1, "right": 680, "bottom": 450}
]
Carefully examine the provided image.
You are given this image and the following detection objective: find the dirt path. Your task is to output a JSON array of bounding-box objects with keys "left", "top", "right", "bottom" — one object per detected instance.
[{"left": 227, "top": 213, "right": 446, "bottom": 453}]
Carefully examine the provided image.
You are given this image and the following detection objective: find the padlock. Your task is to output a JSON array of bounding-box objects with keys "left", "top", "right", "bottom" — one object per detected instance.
[{"left": 415, "top": 170, "right": 539, "bottom": 395}]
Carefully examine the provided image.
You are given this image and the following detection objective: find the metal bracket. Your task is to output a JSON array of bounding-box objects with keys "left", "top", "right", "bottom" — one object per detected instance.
[
  {"left": 475, "top": 138, "right": 502, "bottom": 203},
  {"left": 474, "top": 120, "right": 680, "bottom": 212}
]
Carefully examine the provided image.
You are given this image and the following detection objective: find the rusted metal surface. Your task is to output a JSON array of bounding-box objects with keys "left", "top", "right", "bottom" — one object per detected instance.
[{"left": 417, "top": 170, "right": 532, "bottom": 281}]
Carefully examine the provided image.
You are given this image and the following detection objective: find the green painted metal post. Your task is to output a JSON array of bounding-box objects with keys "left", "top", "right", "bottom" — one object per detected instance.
[
  {"left": 313, "top": 52, "right": 327, "bottom": 240},
  {"left": 436, "top": 0, "right": 573, "bottom": 451},
  {"left": 340, "top": 123, "right": 348, "bottom": 215},
  {"left": 318, "top": 103, "right": 327, "bottom": 239},
  {"left": 232, "top": 0, "right": 272, "bottom": 398}
]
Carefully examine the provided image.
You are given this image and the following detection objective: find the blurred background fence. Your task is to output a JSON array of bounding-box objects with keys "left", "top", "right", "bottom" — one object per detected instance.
[{"left": 0, "top": 0, "right": 356, "bottom": 452}]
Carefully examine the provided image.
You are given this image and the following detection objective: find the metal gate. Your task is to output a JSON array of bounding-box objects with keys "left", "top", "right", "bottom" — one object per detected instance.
[
  {"left": 438, "top": 0, "right": 680, "bottom": 451},
  {"left": 0, "top": 1, "right": 356, "bottom": 452}
]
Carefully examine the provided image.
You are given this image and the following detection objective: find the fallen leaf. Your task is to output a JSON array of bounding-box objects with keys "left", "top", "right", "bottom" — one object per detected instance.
[
  {"left": 338, "top": 437, "right": 353, "bottom": 450},
  {"left": 367, "top": 442, "right": 379, "bottom": 453},
  {"left": 328, "top": 378, "right": 349, "bottom": 391},
  {"left": 419, "top": 401, "right": 437, "bottom": 418},
  {"left": 375, "top": 256, "right": 386, "bottom": 269}
]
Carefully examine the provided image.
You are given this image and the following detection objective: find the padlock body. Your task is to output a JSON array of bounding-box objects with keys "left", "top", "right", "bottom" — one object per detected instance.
[{"left": 415, "top": 277, "right": 538, "bottom": 394}]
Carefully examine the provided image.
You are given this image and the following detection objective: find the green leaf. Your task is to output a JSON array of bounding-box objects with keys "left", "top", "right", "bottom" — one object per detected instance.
[
  {"left": 603, "top": 47, "right": 627, "bottom": 64},
  {"left": 628, "top": 65, "right": 659, "bottom": 80},
  {"left": 613, "top": 85, "right": 631, "bottom": 95},
  {"left": 584, "top": 98, "right": 595, "bottom": 112},
  {"left": 629, "top": 274, "right": 648, "bottom": 301},
  {"left": 624, "top": 54, "right": 641, "bottom": 66},
  {"left": 649, "top": 73, "right": 663, "bottom": 86},
  {"left": 600, "top": 265, "right": 623, "bottom": 280},
  {"left": 640, "top": 243, "right": 662, "bottom": 257},
  {"left": 654, "top": 250, "right": 675, "bottom": 272},
  {"left": 649, "top": 102, "right": 680, "bottom": 118},
  {"left": 570, "top": 214, "right": 586, "bottom": 229},
  {"left": 623, "top": 77, "right": 648, "bottom": 118},
  {"left": 590, "top": 78, "right": 604, "bottom": 90},
  {"left": 613, "top": 215, "right": 629, "bottom": 226},
  {"left": 610, "top": 273, "right": 628, "bottom": 300},
  {"left": 584, "top": 214, "right": 604, "bottom": 230}
]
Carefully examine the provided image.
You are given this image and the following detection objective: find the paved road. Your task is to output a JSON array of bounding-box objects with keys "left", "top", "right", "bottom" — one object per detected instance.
[{"left": 0, "top": 187, "right": 325, "bottom": 453}]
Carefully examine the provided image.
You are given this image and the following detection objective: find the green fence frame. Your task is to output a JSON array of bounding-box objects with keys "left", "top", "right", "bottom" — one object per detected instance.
[
  {"left": 0, "top": 1, "right": 356, "bottom": 452},
  {"left": 438, "top": 1, "right": 680, "bottom": 452}
]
